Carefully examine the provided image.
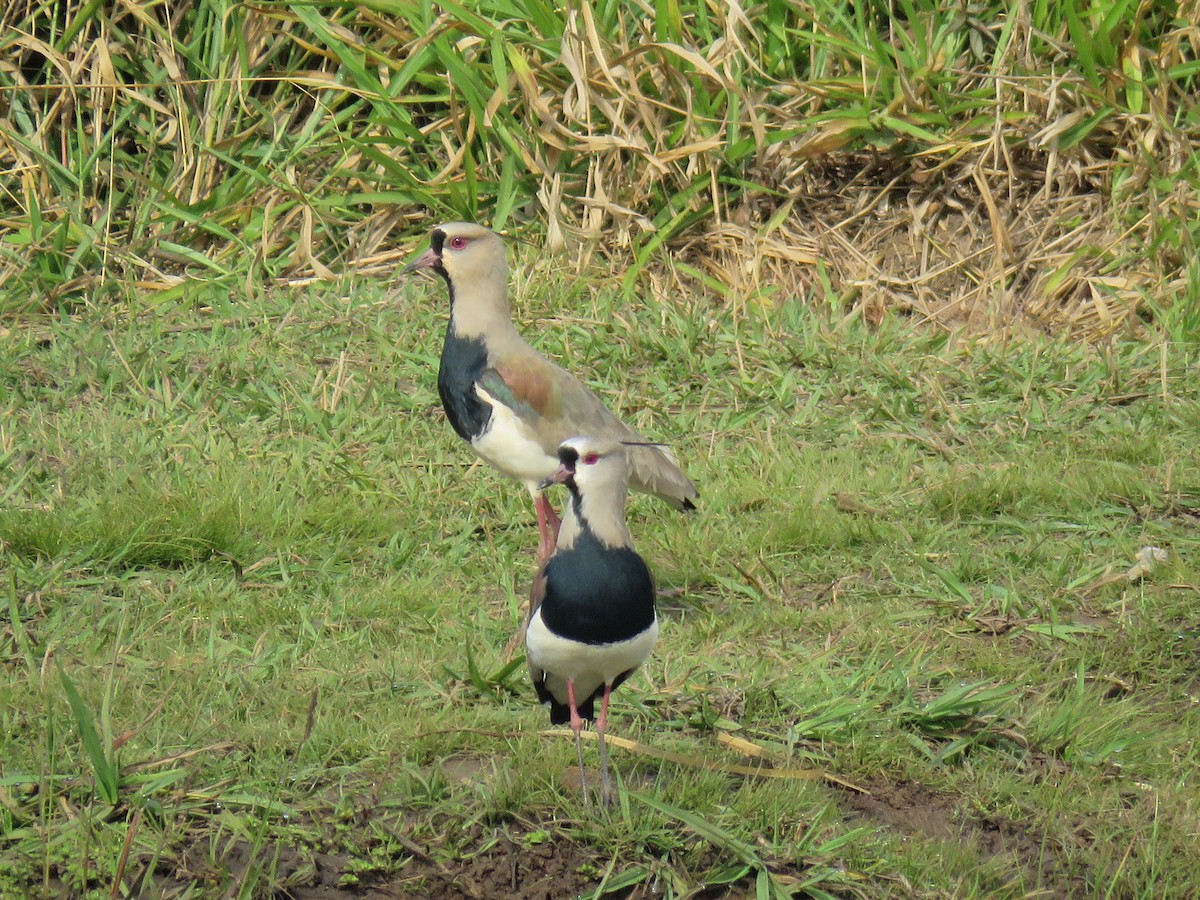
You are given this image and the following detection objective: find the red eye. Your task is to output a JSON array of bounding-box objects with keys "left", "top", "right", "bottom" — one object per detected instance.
[
  {"left": 448, "top": 236, "right": 468, "bottom": 250},
  {"left": 582, "top": 453, "right": 600, "bottom": 465}
]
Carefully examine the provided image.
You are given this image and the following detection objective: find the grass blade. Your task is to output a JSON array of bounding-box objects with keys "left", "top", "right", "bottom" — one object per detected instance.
[{"left": 58, "top": 666, "right": 119, "bottom": 807}]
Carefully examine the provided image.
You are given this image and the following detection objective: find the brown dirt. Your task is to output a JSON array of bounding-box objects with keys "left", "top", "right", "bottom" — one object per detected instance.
[
  {"left": 366, "top": 829, "right": 602, "bottom": 899},
  {"left": 839, "top": 776, "right": 1090, "bottom": 896},
  {"left": 115, "top": 770, "right": 1110, "bottom": 898},
  {"left": 128, "top": 802, "right": 818, "bottom": 899},
  {"left": 166, "top": 838, "right": 355, "bottom": 898},
  {"left": 144, "top": 823, "right": 623, "bottom": 899}
]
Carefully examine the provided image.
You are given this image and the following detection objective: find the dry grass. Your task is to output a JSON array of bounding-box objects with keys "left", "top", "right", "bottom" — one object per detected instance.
[{"left": 1, "top": 1, "right": 1198, "bottom": 337}]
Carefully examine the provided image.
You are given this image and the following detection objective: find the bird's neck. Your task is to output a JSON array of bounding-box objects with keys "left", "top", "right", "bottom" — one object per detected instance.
[
  {"left": 558, "top": 486, "right": 633, "bottom": 552},
  {"left": 448, "top": 282, "right": 517, "bottom": 341}
]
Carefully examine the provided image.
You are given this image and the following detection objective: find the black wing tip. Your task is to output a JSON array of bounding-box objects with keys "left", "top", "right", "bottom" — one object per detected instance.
[
  {"left": 546, "top": 698, "right": 595, "bottom": 725},
  {"left": 656, "top": 491, "right": 699, "bottom": 512},
  {"left": 535, "top": 678, "right": 597, "bottom": 725},
  {"left": 547, "top": 702, "right": 570, "bottom": 725}
]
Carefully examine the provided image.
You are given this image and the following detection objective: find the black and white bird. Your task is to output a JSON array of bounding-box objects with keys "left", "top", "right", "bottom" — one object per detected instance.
[
  {"left": 524, "top": 435, "right": 658, "bottom": 805},
  {"left": 403, "top": 222, "right": 698, "bottom": 565}
]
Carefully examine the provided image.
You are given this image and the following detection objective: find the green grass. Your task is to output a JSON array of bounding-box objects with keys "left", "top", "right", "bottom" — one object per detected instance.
[{"left": 2, "top": 251, "right": 1199, "bottom": 897}]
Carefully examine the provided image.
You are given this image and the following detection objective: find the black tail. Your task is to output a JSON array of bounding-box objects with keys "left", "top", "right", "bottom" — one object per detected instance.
[
  {"left": 547, "top": 695, "right": 595, "bottom": 725},
  {"left": 534, "top": 679, "right": 597, "bottom": 725},
  {"left": 537, "top": 669, "right": 639, "bottom": 725}
]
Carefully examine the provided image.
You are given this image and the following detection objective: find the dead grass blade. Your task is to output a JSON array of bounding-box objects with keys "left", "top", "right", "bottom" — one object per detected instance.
[
  {"left": 539, "top": 729, "right": 867, "bottom": 792},
  {"left": 1, "top": 0, "right": 1197, "bottom": 336}
]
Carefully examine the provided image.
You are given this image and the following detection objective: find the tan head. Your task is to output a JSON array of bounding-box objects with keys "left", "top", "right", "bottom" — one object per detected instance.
[
  {"left": 402, "top": 221, "right": 505, "bottom": 281},
  {"left": 403, "top": 223, "right": 510, "bottom": 331}
]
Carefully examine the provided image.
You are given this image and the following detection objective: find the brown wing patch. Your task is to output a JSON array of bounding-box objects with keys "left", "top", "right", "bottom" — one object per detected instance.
[
  {"left": 518, "top": 563, "right": 550, "bottom": 672},
  {"left": 488, "top": 358, "right": 558, "bottom": 419},
  {"left": 527, "top": 563, "right": 548, "bottom": 619}
]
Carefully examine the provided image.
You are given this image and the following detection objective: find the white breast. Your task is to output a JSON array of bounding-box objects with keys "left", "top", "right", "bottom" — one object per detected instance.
[
  {"left": 471, "top": 384, "right": 558, "bottom": 488},
  {"left": 525, "top": 609, "right": 659, "bottom": 707}
]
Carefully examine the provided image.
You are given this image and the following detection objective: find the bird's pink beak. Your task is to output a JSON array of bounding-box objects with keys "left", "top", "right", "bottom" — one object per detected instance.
[
  {"left": 402, "top": 247, "right": 440, "bottom": 274},
  {"left": 538, "top": 463, "right": 573, "bottom": 491}
]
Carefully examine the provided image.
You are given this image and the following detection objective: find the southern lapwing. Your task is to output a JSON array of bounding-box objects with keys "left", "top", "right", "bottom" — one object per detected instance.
[
  {"left": 403, "top": 222, "right": 698, "bottom": 564},
  {"left": 524, "top": 436, "right": 658, "bottom": 806}
]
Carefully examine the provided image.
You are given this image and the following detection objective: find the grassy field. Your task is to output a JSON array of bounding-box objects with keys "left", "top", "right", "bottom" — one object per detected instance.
[
  {"left": 2, "top": 252, "right": 1199, "bottom": 897},
  {"left": 4, "top": 0, "right": 1200, "bottom": 896}
]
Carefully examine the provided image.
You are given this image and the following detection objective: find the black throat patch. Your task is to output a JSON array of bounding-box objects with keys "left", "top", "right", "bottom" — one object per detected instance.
[
  {"left": 428, "top": 229, "right": 450, "bottom": 284},
  {"left": 437, "top": 323, "right": 492, "bottom": 442}
]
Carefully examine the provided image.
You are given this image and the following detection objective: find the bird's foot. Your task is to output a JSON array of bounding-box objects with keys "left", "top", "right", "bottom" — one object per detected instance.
[{"left": 599, "top": 778, "right": 616, "bottom": 807}]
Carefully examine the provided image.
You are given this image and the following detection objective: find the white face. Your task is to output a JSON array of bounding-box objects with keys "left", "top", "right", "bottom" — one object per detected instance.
[{"left": 562, "top": 438, "right": 629, "bottom": 496}]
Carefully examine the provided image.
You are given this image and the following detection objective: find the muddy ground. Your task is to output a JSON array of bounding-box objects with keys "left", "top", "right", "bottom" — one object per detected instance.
[{"left": 124, "top": 767, "right": 1110, "bottom": 899}]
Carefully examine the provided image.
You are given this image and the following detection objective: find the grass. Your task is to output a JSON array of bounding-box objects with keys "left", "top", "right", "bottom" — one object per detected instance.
[
  {"left": 3, "top": 1, "right": 1198, "bottom": 893},
  {"left": 2, "top": 0, "right": 1200, "bottom": 335},
  {"left": 2, "top": 250, "right": 1199, "bottom": 897}
]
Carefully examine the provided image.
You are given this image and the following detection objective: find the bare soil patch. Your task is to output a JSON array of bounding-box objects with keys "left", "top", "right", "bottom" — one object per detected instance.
[
  {"left": 133, "top": 811, "right": 818, "bottom": 899},
  {"left": 144, "top": 822, "right": 615, "bottom": 899},
  {"left": 367, "top": 828, "right": 600, "bottom": 899},
  {"left": 840, "top": 776, "right": 1090, "bottom": 896}
]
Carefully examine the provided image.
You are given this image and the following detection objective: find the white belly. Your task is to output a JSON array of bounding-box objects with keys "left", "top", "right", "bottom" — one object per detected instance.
[
  {"left": 526, "top": 610, "right": 658, "bottom": 707},
  {"left": 471, "top": 386, "right": 557, "bottom": 488}
]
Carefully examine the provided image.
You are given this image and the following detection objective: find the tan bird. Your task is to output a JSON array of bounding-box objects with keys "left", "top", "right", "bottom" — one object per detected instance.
[{"left": 404, "top": 222, "right": 698, "bottom": 563}]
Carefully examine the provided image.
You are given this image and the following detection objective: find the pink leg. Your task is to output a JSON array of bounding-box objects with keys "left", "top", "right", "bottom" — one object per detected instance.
[
  {"left": 597, "top": 684, "right": 614, "bottom": 804},
  {"left": 596, "top": 684, "right": 612, "bottom": 735},
  {"left": 566, "top": 679, "right": 591, "bottom": 808},
  {"left": 534, "top": 494, "right": 561, "bottom": 563}
]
